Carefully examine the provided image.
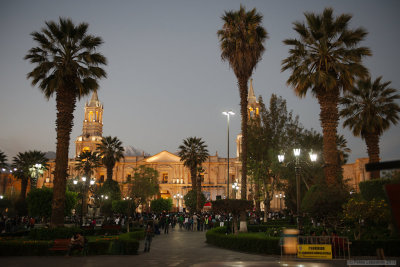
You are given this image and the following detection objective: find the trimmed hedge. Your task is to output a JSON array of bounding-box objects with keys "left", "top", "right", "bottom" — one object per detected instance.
[
  {"left": 0, "top": 240, "right": 52, "bottom": 256},
  {"left": 351, "top": 239, "right": 400, "bottom": 257},
  {"left": 28, "top": 226, "right": 130, "bottom": 240},
  {"left": 87, "top": 240, "right": 111, "bottom": 255},
  {"left": 247, "top": 225, "right": 296, "bottom": 233},
  {"left": 206, "top": 227, "right": 280, "bottom": 254},
  {"left": 29, "top": 227, "right": 83, "bottom": 240},
  {"left": 127, "top": 230, "right": 145, "bottom": 240}
]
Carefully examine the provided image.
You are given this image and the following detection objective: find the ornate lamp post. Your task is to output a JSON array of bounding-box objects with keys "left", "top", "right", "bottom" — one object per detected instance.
[
  {"left": 222, "top": 110, "right": 235, "bottom": 199},
  {"left": 278, "top": 149, "right": 317, "bottom": 218},
  {"left": 231, "top": 181, "right": 240, "bottom": 199},
  {"left": 29, "top": 163, "right": 44, "bottom": 189},
  {"left": 73, "top": 176, "right": 96, "bottom": 226},
  {"left": 173, "top": 193, "right": 183, "bottom": 212}
]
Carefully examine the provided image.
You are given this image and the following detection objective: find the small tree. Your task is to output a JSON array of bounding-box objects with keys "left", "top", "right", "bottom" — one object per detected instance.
[
  {"left": 97, "top": 179, "right": 121, "bottom": 201},
  {"left": 301, "top": 182, "right": 349, "bottom": 227},
  {"left": 212, "top": 199, "right": 253, "bottom": 234},
  {"left": 127, "top": 165, "right": 159, "bottom": 211},
  {"left": 343, "top": 196, "right": 391, "bottom": 240},
  {"left": 183, "top": 190, "right": 206, "bottom": 213},
  {"left": 150, "top": 198, "right": 172, "bottom": 214},
  {"left": 112, "top": 200, "right": 134, "bottom": 216},
  {"left": 26, "top": 188, "right": 77, "bottom": 219}
]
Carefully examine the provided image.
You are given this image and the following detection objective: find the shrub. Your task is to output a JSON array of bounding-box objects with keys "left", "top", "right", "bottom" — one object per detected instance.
[
  {"left": 247, "top": 225, "right": 296, "bottom": 233},
  {"left": 127, "top": 230, "right": 145, "bottom": 240},
  {"left": 206, "top": 227, "right": 280, "bottom": 254},
  {"left": 87, "top": 239, "right": 111, "bottom": 255},
  {"left": 359, "top": 179, "right": 393, "bottom": 201}
]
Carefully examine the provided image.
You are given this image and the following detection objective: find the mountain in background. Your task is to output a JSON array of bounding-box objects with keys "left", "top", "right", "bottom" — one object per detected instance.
[{"left": 123, "top": 146, "right": 150, "bottom": 157}]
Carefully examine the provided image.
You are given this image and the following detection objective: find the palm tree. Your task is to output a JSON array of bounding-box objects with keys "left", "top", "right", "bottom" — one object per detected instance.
[
  {"left": 0, "top": 150, "right": 8, "bottom": 195},
  {"left": 75, "top": 151, "right": 101, "bottom": 217},
  {"left": 218, "top": 5, "right": 267, "bottom": 200},
  {"left": 12, "top": 150, "right": 48, "bottom": 199},
  {"left": 178, "top": 137, "right": 209, "bottom": 212},
  {"left": 0, "top": 150, "right": 7, "bottom": 169},
  {"left": 340, "top": 76, "right": 400, "bottom": 178},
  {"left": 97, "top": 136, "right": 124, "bottom": 182},
  {"left": 25, "top": 18, "right": 107, "bottom": 226},
  {"left": 281, "top": 8, "right": 371, "bottom": 185},
  {"left": 337, "top": 134, "right": 351, "bottom": 165}
]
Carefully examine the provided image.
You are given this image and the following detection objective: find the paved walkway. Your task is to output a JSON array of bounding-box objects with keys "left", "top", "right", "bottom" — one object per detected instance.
[{"left": 0, "top": 227, "right": 346, "bottom": 267}]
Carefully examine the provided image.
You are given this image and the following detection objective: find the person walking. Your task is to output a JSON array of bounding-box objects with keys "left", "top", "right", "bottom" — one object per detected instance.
[
  {"left": 192, "top": 213, "right": 198, "bottom": 231},
  {"left": 164, "top": 215, "right": 169, "bottom": 234},
  {"left": 144, "top": 222, "right": 154, "bottom": 252}
]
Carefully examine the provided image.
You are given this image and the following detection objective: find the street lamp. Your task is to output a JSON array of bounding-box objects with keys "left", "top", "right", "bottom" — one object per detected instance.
[
  {"left": 275, "top": 193, "right": 285, "bottom": 211},
  {"left": 278, "top": 149, "right": 317, "bottom": 218},
  {"left": 73, "top": 176, "right": 96, "bottom": 226},
  {"left": 29, "top": 163, "right": 44, "bottom": 188},
  {"left": 222, "top": 110, "right": 235, "bottom": 199},
  {"left": 1, "top": 167, "right": 17, "bottom": 195},
  {"left": 173, "top": 193, "right": 183, "bottom": 211},
  {"left": 231, "top": 181, "right": 239, "bottom": 199}
]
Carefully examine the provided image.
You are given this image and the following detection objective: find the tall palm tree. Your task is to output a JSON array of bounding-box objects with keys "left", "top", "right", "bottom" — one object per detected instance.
[
  {"left": 178, "top": 137, "right": 209, "bottom": 212},
  {"left": 97, "top": 136, "right": 124, "bottom": 182},
  {"left": 340, "top": 76, "right": 400, "bottom": 178},
  {"left": 218, "top": 5, "right": 267, "bottom": 200},
  {"left": 25, "top": 18, "right": 107, "bottom": 226},
  {"left": 281, "top": 8, "right": 371, "bottom": 185},
  {"left": 12, "top": 150, "right": 48, "bottom": 199},
  {"left": 75, "top": 151, "right": 101, "bottom": 217}
]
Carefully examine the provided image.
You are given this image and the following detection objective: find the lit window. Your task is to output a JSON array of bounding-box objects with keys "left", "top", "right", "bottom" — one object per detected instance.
[{"left": 162, "top": 173, "right": 168, "bottom": 183}]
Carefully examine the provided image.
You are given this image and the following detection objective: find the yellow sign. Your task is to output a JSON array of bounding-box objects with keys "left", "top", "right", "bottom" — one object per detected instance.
[{"left": 297, "top": 244, "right": 332, "bottom": 259}]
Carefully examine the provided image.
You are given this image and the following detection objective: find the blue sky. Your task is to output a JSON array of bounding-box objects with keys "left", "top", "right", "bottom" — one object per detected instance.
[{"left": 0, "top": 0, "right": 399, "bottom": 163}]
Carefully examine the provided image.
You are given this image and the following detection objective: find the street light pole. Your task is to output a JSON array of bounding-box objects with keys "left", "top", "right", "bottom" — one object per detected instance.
[
  {"left": 222, "top": 111, "right": 234, "bottom": 199},
  {"left": 278, "top": 148, "right": 317, "bottom": 227},
  {"left": 293, "top": 148, "right": 301, "bottom": 217}
]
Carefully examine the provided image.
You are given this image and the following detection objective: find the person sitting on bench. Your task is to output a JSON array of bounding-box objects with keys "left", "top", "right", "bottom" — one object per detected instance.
[{"left": 68, "top": 232, "right": 85, "bottom": 256}]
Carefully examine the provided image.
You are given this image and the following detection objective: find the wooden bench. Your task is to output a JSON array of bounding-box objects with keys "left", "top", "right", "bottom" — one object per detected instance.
[
  {"left": 101, "top": 225, "right": 121, "bottom": 230},
  {"left": 49, "top": 239, "right": 70, "bottom": 252}
]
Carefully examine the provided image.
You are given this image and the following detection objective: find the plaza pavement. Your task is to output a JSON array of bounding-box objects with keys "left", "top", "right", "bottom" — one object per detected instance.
[{"left": 0, "top": 226, "right": 347, "bottom": 267}]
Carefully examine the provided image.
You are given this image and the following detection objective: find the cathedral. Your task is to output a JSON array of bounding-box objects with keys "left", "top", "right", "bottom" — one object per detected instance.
[{"left": 34, "top": 79, "right": 289, "bottom": 211}]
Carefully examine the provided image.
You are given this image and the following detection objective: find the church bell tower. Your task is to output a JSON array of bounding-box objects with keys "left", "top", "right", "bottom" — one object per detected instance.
[
  {"left": 236, "top": 78, "right": 260, "bottom": 158},
  {"left": 75, "top": 91, "right": 104, "bottom": 157}
]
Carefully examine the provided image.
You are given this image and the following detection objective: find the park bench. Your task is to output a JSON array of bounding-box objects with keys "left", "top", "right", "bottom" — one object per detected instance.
[
  {"left": 101, "top": 225, "right": 121, "bottom": 230},
  {"left": 49, "top": 239, "right": 70, "bottom": 252}
]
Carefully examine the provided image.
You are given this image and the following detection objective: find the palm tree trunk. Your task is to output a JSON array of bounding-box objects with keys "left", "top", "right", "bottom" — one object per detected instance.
[
  {"left": 255, "top": 179, "right": 261, "bottom": 214},
  {"left": 106, "top": 165, "right": 113, "bottom": 182},
  {"left": 196, "top": 176, "right": 202, "bottom": 212},
  {"left": 364, "top": 132, "right": 380, "bottom": 179},
  {"left": 20, "top": 177, "right": 28, "bottom": 200},
  {"left": 317, "top": 91, "right": 340, "bottom": 185},
  {"left": 239, "top": 77, "right": 248, "bottom": 200},
  {"left": 190, "top": 168, "right": 197, "bottom": 192},
  {"left": 239, "top": 77, "right": 249, "bottom": 232},
  {"left": 50, "top": 87, "right": 76, "bottom": 227}
]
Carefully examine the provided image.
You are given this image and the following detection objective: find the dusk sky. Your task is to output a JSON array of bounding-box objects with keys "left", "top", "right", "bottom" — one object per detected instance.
[{"left": 1, "top": 0, "right": 399, "bottom": 164}]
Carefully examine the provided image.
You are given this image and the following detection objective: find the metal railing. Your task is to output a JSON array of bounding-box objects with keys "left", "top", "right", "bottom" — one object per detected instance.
[{"left": 281, "top": 235, "right": 351, "bottom": 260}]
